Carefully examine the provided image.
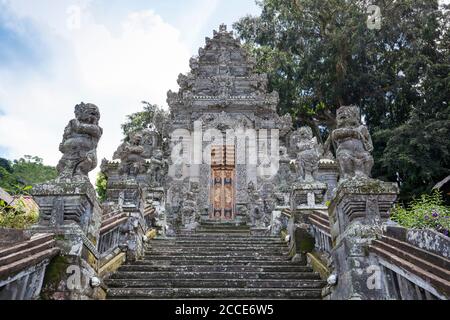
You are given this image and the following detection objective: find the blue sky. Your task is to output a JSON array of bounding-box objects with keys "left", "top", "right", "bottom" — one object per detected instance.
[{"left": 0, "top": 0, "right": 261, "bottom": 180}]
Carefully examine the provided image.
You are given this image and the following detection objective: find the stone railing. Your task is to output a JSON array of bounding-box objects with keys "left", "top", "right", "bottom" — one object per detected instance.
[
  {"left": 307, "top": 210, "right": 332, "bottom": 254},
  {"left": 98, "top": 212, "right": 128, "bottom": 257},
  {"left": 0, "top": 233, "right": 60, "bottom": 300},
  {"left": 369, "top": 225, "right": 449, "bottom": 300}
]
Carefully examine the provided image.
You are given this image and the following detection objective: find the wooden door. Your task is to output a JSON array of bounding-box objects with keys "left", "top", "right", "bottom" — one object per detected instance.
[{"left": 210, "top": 145, "right": 235, "bottom": 220}]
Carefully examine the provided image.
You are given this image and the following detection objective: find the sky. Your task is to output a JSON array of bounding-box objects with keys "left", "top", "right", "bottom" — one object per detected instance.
[{"left": 0, "top": 0, "right": 261, "bottom": 181}]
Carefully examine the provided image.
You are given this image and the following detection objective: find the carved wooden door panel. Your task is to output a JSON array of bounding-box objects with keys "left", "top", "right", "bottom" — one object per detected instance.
[{"left": 210, "top": 145, "right": 235, "bottom": 220}]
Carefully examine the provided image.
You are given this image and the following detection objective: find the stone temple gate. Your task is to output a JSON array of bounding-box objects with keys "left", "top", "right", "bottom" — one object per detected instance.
[{"left": 165, "top": 24, "right": 293, "bottom": 232}]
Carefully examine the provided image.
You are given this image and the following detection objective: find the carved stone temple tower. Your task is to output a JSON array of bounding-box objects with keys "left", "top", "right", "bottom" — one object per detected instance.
[{"left": 166, "top": 24, "right": 292, "bottom": 234}]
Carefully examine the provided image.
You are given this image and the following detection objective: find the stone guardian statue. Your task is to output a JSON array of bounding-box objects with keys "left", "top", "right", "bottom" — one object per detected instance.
[
  {"left": 56, "top": 103, "right": 103, "bottom": 181},
  {"left": 331, "top": 105, "right": 374, "bottom": 180},
  {"left": 113, "top": 132, "right": 146, "bottom": 177},
  {"left": 296, "top": 126, "right": 320, "bottom": 183}
]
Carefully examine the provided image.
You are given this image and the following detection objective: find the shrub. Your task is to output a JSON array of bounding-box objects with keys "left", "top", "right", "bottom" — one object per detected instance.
[
  {"left": 0, "top": 185, "right": 39, "bottom": 229},
  {"left": 0, "top": 197, "right": 39, "bottom": 229},
  {"left": 95, "top": 172, "right": 108, "bottom": 202},
  {"left": 390, "top": 190, "right": 450, "bottom": 237}
]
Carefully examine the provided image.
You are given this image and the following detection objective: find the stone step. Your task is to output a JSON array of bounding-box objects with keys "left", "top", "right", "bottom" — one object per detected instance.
[
  {"left": 199, "top": 220, "right": 248, "bottom": 226},
  {"left": 111, "top": 271, "right": 321, "bottom": 280},
  {"left": 107, "top": 287, "right": 322, "bottom": 299},
  {"left": 197, "top": 227, "right": 250, "bottom": 232},
  {"left": 194, "top": 231, "right": 251, "bottom": 235},
  {"left": 118, "top": 265, "right": 312, "bottom": 273},
  {"left": 142, "top": 255, "right": 292, "bottom": 261},
  {"left": 145, "top": 251, "right": 289, "bottom": 258},
  {"left": 172, "top": 235, "right": 279, "bottom": 240},
  {"left": 152, "top": 239, "right": 284, "bottom": 245},
  {"left": 198, "top": 227, "right": 249, "bottom": 232},
  {"left": 146, "top": 247, "right": 288, "bottom": 254},
  {"left": 106, "top": 278, "right": 326, "bottom": 289},
  {"left": 147, "top": 244, "right": 288, "bottom": 252},
  {"left": 150, "top": 241, "right": 285, "bottom": 246},
  {"left": 133, "top": 259, "right": 301, "bottom": 266}
]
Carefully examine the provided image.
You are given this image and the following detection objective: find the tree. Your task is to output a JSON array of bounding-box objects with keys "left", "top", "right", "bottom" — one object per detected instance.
[
  {"left": 234, "top": 0, "right": 449, "bottom": 199},
  {"left": 0, "top": 156, "right": 57, "bottom": 193},
  {"left": 0, "top": 158, "right": 13, "bottom": 173},
  {"left": 121, "top": 102, "right": 169, "bottom": 141},
  {"left": 373, "top": 7, "right": 450, "bottom": 200}
]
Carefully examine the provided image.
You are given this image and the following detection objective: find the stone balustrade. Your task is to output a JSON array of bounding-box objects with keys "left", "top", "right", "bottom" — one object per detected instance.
[{"left": 0, "top": 233, "right": 59, "bottom": 300}]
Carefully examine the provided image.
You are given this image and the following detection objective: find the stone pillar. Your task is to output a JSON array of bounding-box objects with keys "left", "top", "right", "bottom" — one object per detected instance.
[
  {"left": 143, "top": 187, "right": 166, "bottom": 237},
  {"left": 290, "top": 181, "right": 328, "bottom": 211},
  {"left": 29, "top": 102, "right": 105, "bottom": 300},
  {"left": 287, "top": 209, "right": 314, "bottom": 264},
  {"left": 288, "top": 182, "right": 328, "bottom": 263},
  {"left": 317, "top": 159, "right": 339, "bottom": 201},
  {"left": 31, "top": 180, "right": 104, "bottom": 300},
  {"left": 328, "top": 178, "right": 398, "bottom": 300},
  {"left": 106, "top": 180, "right": 147, "bottom": 262}
]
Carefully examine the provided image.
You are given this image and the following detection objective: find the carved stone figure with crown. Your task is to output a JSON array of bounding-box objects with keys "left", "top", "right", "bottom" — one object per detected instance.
[
  {"left": 331, "top": 106, "right": 374, "bottom": 181},
  {"left": 56, "top": 103, "right": 103, "bottom": 181},
  {"left": 113, "top": 132, "right": 146, "bottom": 177},
  {"left": 295, "top": 126, "right": 321, "bottom": 183}
]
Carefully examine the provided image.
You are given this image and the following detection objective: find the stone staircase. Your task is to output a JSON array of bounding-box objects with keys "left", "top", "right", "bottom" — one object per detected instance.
[{"left": 106, "top": 232, "right": 325, "bottom": 299}]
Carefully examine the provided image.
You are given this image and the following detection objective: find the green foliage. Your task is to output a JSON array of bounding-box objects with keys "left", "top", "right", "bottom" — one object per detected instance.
[
  {"left": 0, "top": 185, "right": 39, "bottom": 229},
  {"left": 374, "top": 105, "right": 450, "bottom": 200},
  {"left": 0, "top": 155, "right": 57, "bottom": 193},
  {"left": 95, "top": 172, "right": 108, "bottom": 202},
  {"left": 234, "top": 0, "right": 450, "bottom": 200},
  {"left": 0, "top": 166, "right": 20, "bottom": 193},
  {"left": 391, "top": 191, "right": 450, "bottom": 236},
  {"left": 12, "top": 155, "right": 58, "bottom": 184},
  {"left": 121, "top": 102, "right": 169, "bottom": 140}
]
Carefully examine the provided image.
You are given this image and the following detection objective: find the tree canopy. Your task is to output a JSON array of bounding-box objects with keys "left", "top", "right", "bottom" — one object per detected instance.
[
  {"left": 121, "top": 101, "right": 169, "bottom": 141},
  {"left": 233, "top": 0, "right": 450, "bottom": 200},
  {"left": 0, "top": 156, "right": 57, "bottom": 193}
]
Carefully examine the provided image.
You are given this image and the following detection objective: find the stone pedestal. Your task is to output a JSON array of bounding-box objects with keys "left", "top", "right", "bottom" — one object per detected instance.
[
  {"left": 286, "top": 209, "right": 315, "bottom": 264},
  {"left": 317, "top": 159, "right": 339, "bottom": 201},
  {"left": 144, "top": 187, "right": 166, "bottom": 237},
  {"left": 270, "top": 207, "right": 290, "bottom": 236},
  {"left": 31, "top": 180, "right": 104, "bottom": 300},
  {"left": 290, "top": 181, "right": 328, "bottom": 211},
  {"left": 328, "top": 178, "right": 398, "bottom": 300},
  {"left": 32, "top": 180, "right": 102, "bottom": 247},
  {"left": 288, "top": 182, "right": 327, "bottom": 263},
  {"left": 106, "top": 180, "right": 147, "bottom": 262}
]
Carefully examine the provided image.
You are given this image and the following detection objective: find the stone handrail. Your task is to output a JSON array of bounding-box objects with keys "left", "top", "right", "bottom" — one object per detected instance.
[
  {"left": 98, "top": 213, "right": 128, "bottom": 257},
  {"left": 0, "top": 233, "right": 60, "bottom": 300},
  {"left": 307, "top": 210, "right": 332, "bottom": 254},
  {"left": 369, "top": 225, "right": 450, "bottom": 300}
]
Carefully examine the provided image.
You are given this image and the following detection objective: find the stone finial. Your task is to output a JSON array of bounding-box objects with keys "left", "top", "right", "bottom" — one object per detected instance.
[
  {"left": 56, "top": 102, "right": 103, "bottom": 181},
  {"left": 331, "top": 105, "right": 374, "bottom": 181},
  {"left": 219, "top": 23, "right": 227, "bottom": 33}
]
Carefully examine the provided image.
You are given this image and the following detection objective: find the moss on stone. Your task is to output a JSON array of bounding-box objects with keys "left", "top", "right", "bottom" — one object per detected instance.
[
  {"left": 298, "top": 234, "right": 315, "bottom": 252},
  {"left": 41, "top": 255, "right": 70, "bottom": 299}
]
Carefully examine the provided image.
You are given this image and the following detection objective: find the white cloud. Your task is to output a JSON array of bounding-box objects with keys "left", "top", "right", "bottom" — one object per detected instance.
[{"left": 0, "top": 4, "right": 190, "bottom": 182}]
